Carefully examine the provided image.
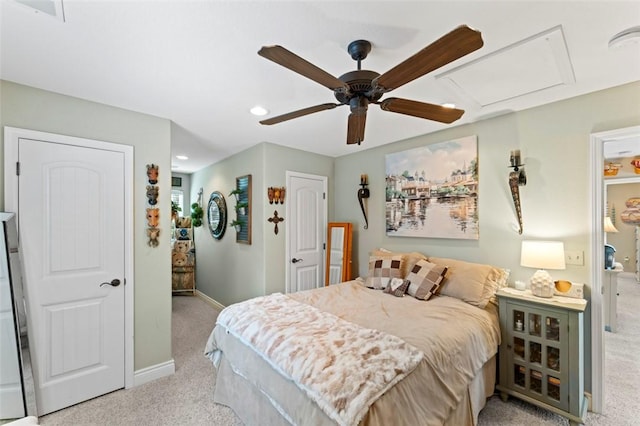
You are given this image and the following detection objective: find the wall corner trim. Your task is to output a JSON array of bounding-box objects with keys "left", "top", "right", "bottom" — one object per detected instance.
[
  {"left": 196, "top": 290, "right": 226, "bottom": 311},
  {"left": 132, "top": 359, "right": 175, "bottom": 388}
]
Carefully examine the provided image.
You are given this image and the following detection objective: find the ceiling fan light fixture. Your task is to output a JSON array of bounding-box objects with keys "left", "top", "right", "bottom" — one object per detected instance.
[
  {"left": 441, "top": 102, "right": 456, "bottom": 109},
  {"left": 257, "top": 25, "right": 483, "bottom": 145},
  {"left": 250, "top": 105, "right": 269, "bottom": 116}
]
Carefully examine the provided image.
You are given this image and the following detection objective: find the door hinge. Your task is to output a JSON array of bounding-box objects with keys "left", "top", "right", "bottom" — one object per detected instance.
[
  {"left": 323, "top": 192, "right": 326, "bottom": 200},
  {"left": 124, "top": 278, "right": 127, "bottom": 286},
  {"left": 16, "top": 162, "right": 20, "bottom": 176},
  {"left": 323, "top": 243, "right": 326, "bottom": 250}
]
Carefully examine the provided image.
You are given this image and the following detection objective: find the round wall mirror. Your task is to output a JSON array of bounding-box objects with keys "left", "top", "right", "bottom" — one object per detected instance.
[{"left": 208, "top": 191, "right": 227, "bottom": 240}]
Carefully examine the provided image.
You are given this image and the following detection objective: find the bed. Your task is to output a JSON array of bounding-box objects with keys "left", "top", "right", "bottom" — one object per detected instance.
[{"left": 205, "top": 252, "right": 507, "bottom": 426}]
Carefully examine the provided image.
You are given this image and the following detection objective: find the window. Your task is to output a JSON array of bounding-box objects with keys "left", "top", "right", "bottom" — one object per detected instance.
[{"left": 171, "top": 190, "right": 184, "bottom": 215}]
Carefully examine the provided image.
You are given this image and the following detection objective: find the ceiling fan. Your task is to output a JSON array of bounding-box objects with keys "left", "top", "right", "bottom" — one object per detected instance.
[{"left": 258, "top": 25, "right": 483, "bottom": 145}]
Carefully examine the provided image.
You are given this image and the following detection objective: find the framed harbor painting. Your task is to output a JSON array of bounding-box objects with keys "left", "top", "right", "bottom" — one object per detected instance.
[{"left": 385, "top": 135, "right": 478, "bottom": 239}]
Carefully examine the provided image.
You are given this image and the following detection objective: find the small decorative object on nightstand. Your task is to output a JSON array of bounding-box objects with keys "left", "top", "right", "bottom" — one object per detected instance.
[
  {"left": 496, "top": 289, "right": 588, "bottom": 425},
  {"left": 521, "top": 240, "right": 566, "bottom": 298}
]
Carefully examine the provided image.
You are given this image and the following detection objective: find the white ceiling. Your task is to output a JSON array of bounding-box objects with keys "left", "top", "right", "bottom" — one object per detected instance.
[{"left": 2, "top": 1, "right": 639, "bottom": 173}]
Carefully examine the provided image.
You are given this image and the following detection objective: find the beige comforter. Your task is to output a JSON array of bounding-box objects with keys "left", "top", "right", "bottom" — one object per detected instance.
[{"left": 206, "top": 280, "right": 501, "bottom": 425}]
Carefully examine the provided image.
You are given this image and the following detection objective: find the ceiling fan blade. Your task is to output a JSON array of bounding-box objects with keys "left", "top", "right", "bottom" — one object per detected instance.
[
  {"left": 259, "top": 45, "right": 349, "bottom": 92},
  {"left": 259, "top": 103, "right": 340, "bottom": 125},
  {"left": 372, "top": 25, "right": 483, "bottom": 92},
  {"left": 347, "top": 111, "right": 367, "bottom": 145},
  {"left": 379, "top": 98, "right": 464, "bottom": 123}
]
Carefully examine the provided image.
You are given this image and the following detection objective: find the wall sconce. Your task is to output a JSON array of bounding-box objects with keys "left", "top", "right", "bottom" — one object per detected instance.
[
  {"left": 358, "top": 174, "right": 370, "bottom": 229},
  {"left": 267, "top": 187, "right": 286, "bottom": 204},
  {"left": 508, "top": 150, "right": 526, "bottom": 234}
]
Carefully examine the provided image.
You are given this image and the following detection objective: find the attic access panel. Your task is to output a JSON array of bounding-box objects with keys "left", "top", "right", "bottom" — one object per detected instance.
[{"left": 436, "top": 26, "right": 575, "bottom": 108}]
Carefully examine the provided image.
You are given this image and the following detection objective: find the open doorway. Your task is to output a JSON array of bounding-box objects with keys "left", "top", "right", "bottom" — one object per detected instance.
[{"left": 589, "top": 125, "right": 640, "bottom": 413}]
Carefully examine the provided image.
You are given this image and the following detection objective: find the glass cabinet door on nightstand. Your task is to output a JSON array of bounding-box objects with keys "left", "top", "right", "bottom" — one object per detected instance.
[{"left": 506, "top": 303, "right": 569, "bottom": 412}]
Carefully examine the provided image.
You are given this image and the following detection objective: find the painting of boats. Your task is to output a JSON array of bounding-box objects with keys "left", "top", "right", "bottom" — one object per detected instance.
[{"left": 385, "top": 135, "right": 478, "bottom": 239}]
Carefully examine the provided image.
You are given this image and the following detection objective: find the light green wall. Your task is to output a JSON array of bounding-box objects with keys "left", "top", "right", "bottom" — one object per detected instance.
[
  {"left": 333, "top": 80, "right": 640, "bottom": 393},
  {"left": 190, "top": 142, "right": 334, "bottom": 305},
  {"left": 336, "top": 82, "right": 640, "bottom": 281},
  {"left": 263, "top": 142, "right": 334, "bottom": 295},
  {"left": 0, "top": 80, "right": 173, "bottom": 372},
  {"left": 190, "top": 143, "right": 265, "bottom": 306}
]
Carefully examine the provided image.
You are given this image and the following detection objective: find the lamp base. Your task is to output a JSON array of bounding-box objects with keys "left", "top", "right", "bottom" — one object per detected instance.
[{"left": 530, "top": 269, "right": 554, "bottom": 298}]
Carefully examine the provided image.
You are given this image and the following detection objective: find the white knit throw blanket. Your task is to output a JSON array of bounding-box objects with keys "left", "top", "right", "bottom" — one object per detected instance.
[{"left": 216, "top": 293, "right": 424, "bottom": 426}]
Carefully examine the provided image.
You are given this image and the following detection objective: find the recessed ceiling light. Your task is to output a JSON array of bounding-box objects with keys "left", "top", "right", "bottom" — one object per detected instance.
[
  {"left": 250, "top": 105, "right": 269, "bottom": 116},
  {"left": 176, "top": 155, "right": 188, "bottom": 160},
  {"left": 609, "top": 26, "right": 640, "bottom": 49},
  {"left": 441, "top": 103, "right": 456, "bottom": 109}
]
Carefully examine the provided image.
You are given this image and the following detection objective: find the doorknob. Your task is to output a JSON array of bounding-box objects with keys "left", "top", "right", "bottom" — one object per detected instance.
[
  {"left": 291, "top": 258, "right": 303, "bottom": 264},
  {"left": 100, "top": 279, "right": 121, "bottom": 287}
]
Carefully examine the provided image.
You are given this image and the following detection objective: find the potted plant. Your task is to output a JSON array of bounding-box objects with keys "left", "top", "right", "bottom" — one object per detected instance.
[
  {"left": 190, "top": 202, "right": 203, "bottom": 227},
  {"left": 171, "top": 201, "right": 182, "bottom": 221},
  {"left": 235, "top": 201, "right": 249, "bottom": 216},
  {"left": 229, "top": 219, "right": 244, "bottom": 232},
  {"left": 229, "top": 188, "right": 243, "bottom": 202}
]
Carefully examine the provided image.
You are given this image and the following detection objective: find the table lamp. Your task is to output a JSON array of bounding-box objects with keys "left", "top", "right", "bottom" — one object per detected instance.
[{"left": 520, "top": 240, "right": 566, "bottom": 297}]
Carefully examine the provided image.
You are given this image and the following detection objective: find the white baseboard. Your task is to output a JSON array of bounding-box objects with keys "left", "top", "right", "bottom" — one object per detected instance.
[
  {"left": 132, "top": 359, "right": 175, "bottom": 387},
  {"left": 196, "top": 289, "right": 225, "bottom": 311}
]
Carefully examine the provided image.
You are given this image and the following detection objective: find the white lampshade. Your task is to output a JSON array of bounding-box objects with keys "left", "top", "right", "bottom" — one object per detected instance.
[
  {"left": 604, "top": 216, "right": 619, "bottom": 233},
  {"left": 520, "top": 241, "right": 566, "bottom": 270},
  {"left": 521, "top": 241, "right": 566, "bottom": 298}
]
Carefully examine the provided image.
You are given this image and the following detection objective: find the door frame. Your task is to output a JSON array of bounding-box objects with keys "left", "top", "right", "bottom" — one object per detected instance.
[
  {"left": 589, "top": 125, "right": 640, "bottom": 413},
  {"left": 285, "top": 170, "right": 328, "bottom": 293},
  {"left": 3, "top": 126, "right": 135, "bottom": 389}
]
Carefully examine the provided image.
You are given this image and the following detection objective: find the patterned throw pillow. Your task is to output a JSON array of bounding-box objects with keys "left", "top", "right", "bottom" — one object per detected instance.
[
  {"left": 365, "top": 255, "right": 403, "bottom": 290},
  {"left": 406, "top": 259, "right": 448, "bottom": 300},
  {"left": 383, "top": 277, "right": 410, "bottom": 297}
]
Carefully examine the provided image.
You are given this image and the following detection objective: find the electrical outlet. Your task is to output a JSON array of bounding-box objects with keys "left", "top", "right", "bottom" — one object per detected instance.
[{"left": 565, "top": 250, "right": 584, "bottom": 266}]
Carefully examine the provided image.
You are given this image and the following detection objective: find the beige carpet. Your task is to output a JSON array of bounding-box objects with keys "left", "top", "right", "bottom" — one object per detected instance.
[{"left": 39, "top": 279, "right": 639, "bottom": 425}]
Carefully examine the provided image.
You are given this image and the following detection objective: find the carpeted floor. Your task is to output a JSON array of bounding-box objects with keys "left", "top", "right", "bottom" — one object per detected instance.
[{"left": 39, "top": 276, "right": 640, "bottom": 425}]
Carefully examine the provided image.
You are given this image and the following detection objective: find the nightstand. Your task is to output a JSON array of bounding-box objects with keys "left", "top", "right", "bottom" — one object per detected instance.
[{"left": 496, "top": 288, "right": 588, "bottom": 426}]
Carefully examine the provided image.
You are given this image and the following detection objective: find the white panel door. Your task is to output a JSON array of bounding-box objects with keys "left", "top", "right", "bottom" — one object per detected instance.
[
  {"left": 287, "top": 172, "right": 327, "bottom": 293},
  {"left": 18, "top": 138, "right": 126, "bottom": 415}
]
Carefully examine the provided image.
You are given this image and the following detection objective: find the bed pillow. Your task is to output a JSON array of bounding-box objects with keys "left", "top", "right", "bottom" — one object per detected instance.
[
  {"left": 428, "top": 256, "right": 505, "bottom": 309},
  {"left": 405, "top": 259, "right": 448, "bottom": 300},
  {"left": 383, "top": 277, "right": 410, "bottom": 297},
  {"left": 365, "top": 255, "right": 403, "bottom": 290},
  {"left": 371, "top": 248, "right": 428, "bottom": 278}
]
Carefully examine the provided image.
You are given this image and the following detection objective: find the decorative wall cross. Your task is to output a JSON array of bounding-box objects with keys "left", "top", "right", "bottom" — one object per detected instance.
[{"left": 268, "top": 210, "right": 284, "bottom": 235}]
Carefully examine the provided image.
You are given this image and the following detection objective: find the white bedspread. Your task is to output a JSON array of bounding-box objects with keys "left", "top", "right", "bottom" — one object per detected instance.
[{"left": 208, "top": 293, "right": 423, "bottom": 426}]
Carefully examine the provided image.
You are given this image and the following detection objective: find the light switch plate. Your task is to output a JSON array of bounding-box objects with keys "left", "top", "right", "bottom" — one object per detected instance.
[{"left": 565, "top": 250, "right": 584, "bottom": 266}]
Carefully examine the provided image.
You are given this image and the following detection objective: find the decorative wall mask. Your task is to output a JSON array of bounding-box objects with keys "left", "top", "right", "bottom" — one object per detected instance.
[
  {"left": 146, "top": 227, "right": 160, "bottom": 247},
  {"left": 268, "top": 186, "right": 286, "bottom": 204},
  {"left": 146, "top": 163, "right": 159, "bottom": 184},
  {"left": 145, "top": 163, "right": 160, "bottom": 247},
  {"left": 146, "top": 185, "right": 159, "bottom": 205},
  {"left": 146, "top": 208, "right": 160, "bottom": 227}
]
